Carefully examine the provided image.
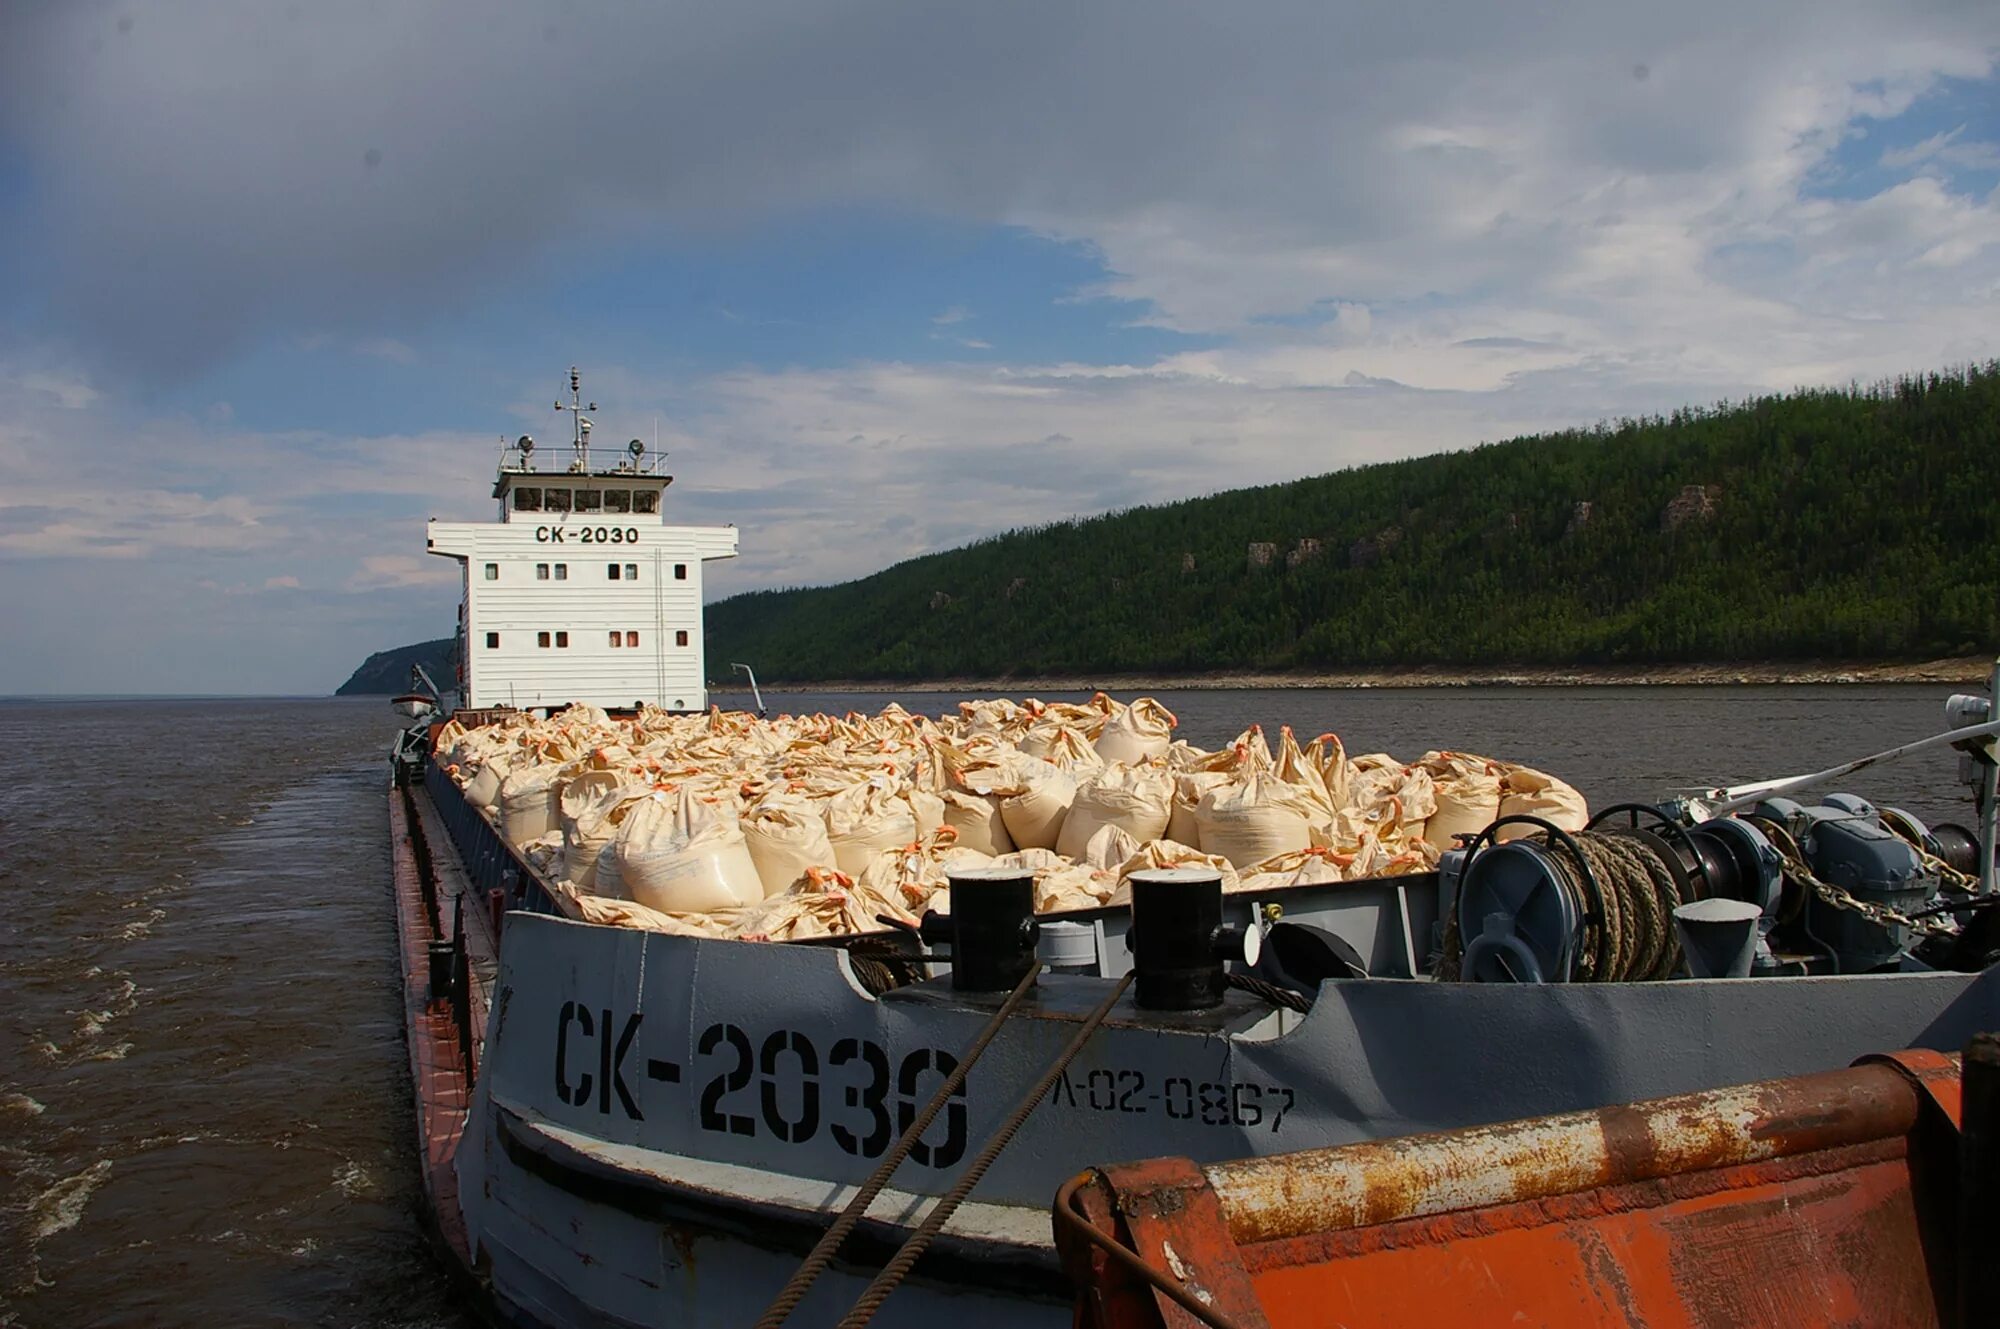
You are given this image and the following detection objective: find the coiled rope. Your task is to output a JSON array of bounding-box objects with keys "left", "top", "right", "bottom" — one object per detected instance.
[{"left": 1441, "top": 829, "right": 1696, "bottom": 982}]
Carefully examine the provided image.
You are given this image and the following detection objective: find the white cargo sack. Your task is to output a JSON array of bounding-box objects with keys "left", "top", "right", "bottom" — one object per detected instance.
[
  {"left": 904, "top": 787, "right": 946, "bottom": 839},
  {"left": 1094, "top": 698, "right": 1177, "bottom": 764},
  {"left": 498, "top": 764, "right": 562, "bottom": 847},
  {"left": 741, "top": 792, "right": 838, "bottom": 895},
  {"left": 1056, "top": 764, "right": 1174, "bottom": 861},
  {"left": 1195, "top": 773, "right": 1319, "bottom": 868},
  {"left": 1420, "top": 752, "right": 1503, "bottom": 851},
  {"left": 614, "top": 788, "right": 765, "bottom": 913},
  {"left": 562, "top": 779, "right": 647, "bottom": 891},
  {"left": 940, "top": 789, "right": 1015, "bottom": 855},
  {"left": 466, "top": 755, "right": 511, "bottom": 809},
  {"left": 825, "top": 782, "right": 920, "bottom": 877},
  {"left": 999, "top": 758, "right": 1076, "bottom": 851},
  {"left": 1497, "top": 766, "right": 1589, "bottom": 840}
]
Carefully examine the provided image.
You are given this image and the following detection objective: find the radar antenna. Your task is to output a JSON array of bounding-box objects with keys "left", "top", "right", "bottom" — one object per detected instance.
[{"left": 553, "top": 366, "right": 597, "bottom": 468}]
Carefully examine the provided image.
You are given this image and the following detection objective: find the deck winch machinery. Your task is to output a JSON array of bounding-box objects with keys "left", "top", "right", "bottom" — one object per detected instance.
[{"left": 1448, "top": 795, "right": 1984, "bottom": 982}]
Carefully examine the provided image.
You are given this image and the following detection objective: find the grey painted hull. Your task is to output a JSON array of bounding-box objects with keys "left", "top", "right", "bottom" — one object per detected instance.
[{"left": 458, "top": 909, "right": 2000, "bottom": 1328}]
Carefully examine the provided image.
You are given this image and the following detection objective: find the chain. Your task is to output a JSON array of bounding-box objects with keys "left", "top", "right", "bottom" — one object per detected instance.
[
  {"left": 1877, "top": 808, "right": 1984, "bottom": 895},
  {"left": 1751, "top": 816, "right": 1963, "bottom": 940},
  {"left": 1797, "top": 868, "right": 1963, "bottom": 938}
]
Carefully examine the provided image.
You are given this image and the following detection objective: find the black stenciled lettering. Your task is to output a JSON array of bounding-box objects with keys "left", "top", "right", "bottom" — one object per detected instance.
[
  {"left": 535, "top": 525, "right": 550, "bottom": 542},
  {"left": 696, "top": 1023, "right": 756, "bottom": 1136},
  {"left": 554, "top": 1001, "right": 594, "bottom": 1107},
  {"left": 1198, "top": 1081, "right": 1229, "bottom": 1126},
  {"left": 830, "top": 1038, "right": 892, "bottom": 1157},
  {"left": 626, "top": 527, "right": 638, "bottom": 543},
  {"left": 1086, "top": 1069, "right": 1116, "bottom": 1112},
  {"left": 1230, "top": 1083, "right": 1262, "bottom": 1128},
  {"left": 1163, "top": 1076, "right": 1193, "bottom": 1120},
  {"left": 897, "top": 1048, "right": 966, "bottom": 1169},
  {"left": 1116, "top": 1070, "right": 1146, "bottom": 1112},
  {"left": 610, "top": 1012, "right": 644, "bottom": 1120},
  {"left": 1270, "top": 1087, "right": 1295, "bottom": 1132},
  {"left": 759, "top": 1029, "right": 820, "bottom": 1144}
]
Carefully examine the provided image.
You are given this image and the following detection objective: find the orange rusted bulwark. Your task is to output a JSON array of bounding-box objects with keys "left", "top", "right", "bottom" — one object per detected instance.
[{"left": 1055, "top": 1045, "right": 1990, "bottom": 1329}]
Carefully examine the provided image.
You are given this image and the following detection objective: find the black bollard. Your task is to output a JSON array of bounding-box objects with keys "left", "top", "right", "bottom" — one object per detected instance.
[
  {"left": 920, "top": 868, "right": 1039, "bottom": 993},
  {"left": 1127, "top": 868, "right": 1258, "bottom": 1010}
]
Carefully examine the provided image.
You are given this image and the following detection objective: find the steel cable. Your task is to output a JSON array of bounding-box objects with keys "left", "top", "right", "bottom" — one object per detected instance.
[
  {"left": 835, "top": 974, "right": 1135, "bottom": 1328},
  {"left": 753, "top": 963, "right": 1041, "bottom": 1329}
]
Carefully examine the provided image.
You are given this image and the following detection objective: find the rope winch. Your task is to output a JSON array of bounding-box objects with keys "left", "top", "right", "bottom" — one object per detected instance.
[
  {"left": 1448, "top": 809, "right": 1782, "bottom": 983},
  {"left": 1448, "top": 792, "right": 1984, "bottom": 981}
]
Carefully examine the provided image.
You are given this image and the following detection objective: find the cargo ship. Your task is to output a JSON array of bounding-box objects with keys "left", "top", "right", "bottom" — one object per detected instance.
[{"left": 389, "top": 371, "right": 2000, "bottom": 1326}]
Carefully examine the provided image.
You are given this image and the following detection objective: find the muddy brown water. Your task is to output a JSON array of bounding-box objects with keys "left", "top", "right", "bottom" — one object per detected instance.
[{"left": 0, "top": 686, "right": 1983, "bottom": 1326}]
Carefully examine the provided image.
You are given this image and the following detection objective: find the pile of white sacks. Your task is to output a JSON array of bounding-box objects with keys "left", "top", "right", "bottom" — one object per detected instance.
[{"left": 435, "top": 695, "right": 1586, "bottom": 942}]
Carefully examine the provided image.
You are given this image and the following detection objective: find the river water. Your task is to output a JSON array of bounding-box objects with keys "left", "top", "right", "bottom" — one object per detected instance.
[{"left": 0, "top": 685, "right": 1983, "bottom": 1327}]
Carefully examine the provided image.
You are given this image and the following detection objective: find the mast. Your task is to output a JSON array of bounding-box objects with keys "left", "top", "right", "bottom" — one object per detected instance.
[{"left": 554, "top": 366, "right": 596, "bottom": 469}]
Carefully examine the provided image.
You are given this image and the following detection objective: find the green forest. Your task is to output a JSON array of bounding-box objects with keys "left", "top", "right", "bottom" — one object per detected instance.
[{"left": 703, "top": 364, "right": 2000, "bottom": 682}]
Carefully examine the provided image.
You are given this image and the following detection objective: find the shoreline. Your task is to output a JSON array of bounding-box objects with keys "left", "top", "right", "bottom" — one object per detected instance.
[{"left": 746, "top": 656, "right": 1996, "bottom": 694}]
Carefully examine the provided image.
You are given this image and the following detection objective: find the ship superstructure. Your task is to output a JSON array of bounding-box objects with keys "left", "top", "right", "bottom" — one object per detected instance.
[{"left": 425, "top": 370, "right": 737, "bottom": 711}]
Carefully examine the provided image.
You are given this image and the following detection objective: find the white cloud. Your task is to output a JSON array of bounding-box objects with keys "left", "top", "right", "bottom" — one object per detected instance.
[
  {"left": 1, "top": 2, "right": 1998, "bottom": 691},
  {"left": 3, "top": 1, "right": 1994, "bottom": 376}
]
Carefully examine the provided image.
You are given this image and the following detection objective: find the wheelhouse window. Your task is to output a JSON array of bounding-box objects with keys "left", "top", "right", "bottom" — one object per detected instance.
[
  {"left": 484, "top": 563, "right": 498, "bottom": 580},
  {"left": 513, "top": 487, "right": 541, "bottom": 511},
  {"left": 608, "top": 631, "right": 622, "bottom": 648},
  {"left": 603, "top": 490, "right": 631, "bottom": 513},
  {"left": 554, "top": 564, "right": 567, "bottom": 580},
  {"left": 673, "top": 563, "right": 687, "bottom": 580},
  {"left": 536, "top": 563, "right": 550, "bottom": 580},
  {"left": 633, "top": 490, "right": 659, "bottom": 515},
  {"left": 624, "top": 563, "right": 638, "bottom": 580},
  {"left": 543, "top": 488, "right": 571, "bottom": 513},
  {"left": 555, "top": 631, "right": 569, "bottom": 648},
  {"left": 626, "top": 631, "right": 639, "bottom": 647},
  {"left": 607, "top": 563, "right": 620, "bottom": 580},
  {"left": 537, "top": 631, "right": 551, "bottom": 648},
  {"left": 676, "top": 630, "right": 689, "bottom": 646},
  {"left": 575, "top": 490, "right": 602, "bottom": 513},
  {"left": 485, "top": 632, "right": 499, "bottom": 648}
]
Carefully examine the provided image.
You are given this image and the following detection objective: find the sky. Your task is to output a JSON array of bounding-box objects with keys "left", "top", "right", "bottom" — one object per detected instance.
[{"left": 0, "top": 1, "right": 1996, "bottom": 695}]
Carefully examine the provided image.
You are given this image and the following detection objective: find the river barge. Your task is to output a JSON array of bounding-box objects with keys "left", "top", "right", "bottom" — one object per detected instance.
[{"left": 389, "top": 372, "right": 2000, "bottom": 1327}]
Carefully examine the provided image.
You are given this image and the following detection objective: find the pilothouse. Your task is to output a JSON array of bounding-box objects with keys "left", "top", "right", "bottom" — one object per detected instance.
[{"left": 424, "top": 368, "right": 737, "bottom": 711}]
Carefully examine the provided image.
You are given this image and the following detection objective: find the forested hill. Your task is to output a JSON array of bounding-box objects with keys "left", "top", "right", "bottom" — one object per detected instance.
[
  {"left": 335, "top": 637, "right": 455, "bottom": 696},
  {"left": 703, "top": 364, "right": 2000, "bottom": 682}
]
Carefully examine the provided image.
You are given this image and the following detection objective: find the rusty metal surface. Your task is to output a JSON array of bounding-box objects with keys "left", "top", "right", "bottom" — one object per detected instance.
[
  {"left": 1203, "top": 1060, "right": 1932, "bottom": 1246},
  {"left": 1064, "top": 1055, "right": 1967, "bottom": 1329},
  {"left": 1241, "top": 1149, "right": 1939, "bottom": 1329}
]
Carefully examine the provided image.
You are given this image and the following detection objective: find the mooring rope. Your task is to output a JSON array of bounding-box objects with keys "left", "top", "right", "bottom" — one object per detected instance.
[
  {"left": 835, "top": 974, "right": 1135, "bottom": 1328},
  {"left": 753, "top": 963, "right": 1041, "bottom": 1329},
  {"left": 1441, "top": 828, "right": 1695, "bottom": 982}
]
